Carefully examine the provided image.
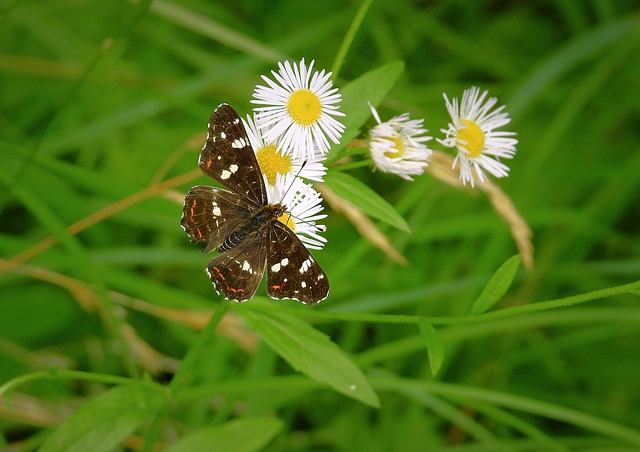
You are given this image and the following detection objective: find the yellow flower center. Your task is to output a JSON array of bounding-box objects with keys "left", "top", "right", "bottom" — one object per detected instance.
[
  {"left": 382, "top": 136, "right": 405, "bottom": 159},
  {"left": 287, "top": 89, "right": 322, "bottom": 126},
  {"left": 255, "top": 144, "right": 292, "bottom": 185},
  {"left": 457, "top": 119, "right": 485, "bottom": 158},
  {"left": 278, "top": 213, "right": 296, "bottom": 231}
]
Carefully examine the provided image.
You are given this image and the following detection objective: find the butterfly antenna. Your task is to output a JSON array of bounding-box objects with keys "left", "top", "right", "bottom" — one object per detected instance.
[
  {"left": 278, "top": 160, "right": 308, "bottom": 204},
  {"left": 284, "top": 211, "right": 326, "bottom": 233},
  {"left": 283, "top": 212, "right": 326, "bottom": 237}
]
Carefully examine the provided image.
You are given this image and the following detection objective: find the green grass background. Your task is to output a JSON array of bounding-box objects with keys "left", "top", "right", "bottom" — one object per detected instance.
[{"left": 2, "top": 0, "right": 640, "bottom": 450}]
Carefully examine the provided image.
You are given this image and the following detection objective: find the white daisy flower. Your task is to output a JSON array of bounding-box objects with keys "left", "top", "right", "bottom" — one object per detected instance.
[
  {"left": 251, "top": 58, "right": 345, "bottom": 160},
  {"left": 438, "top": 86, "right": 518, "bottom": 187},
  {"left": 267, "top": 174, "right": 327, "bottom": 250},
  {"left": 368, "top": 103, "right": 433, "bottom": 180},
  {"left": 243, "top": 114, "right": 327, "bottom": 185}
]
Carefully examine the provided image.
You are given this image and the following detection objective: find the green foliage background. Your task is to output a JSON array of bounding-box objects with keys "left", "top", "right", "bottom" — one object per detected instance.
[{"left": 2, "top": 0, "right": 640, "bottom": 450}]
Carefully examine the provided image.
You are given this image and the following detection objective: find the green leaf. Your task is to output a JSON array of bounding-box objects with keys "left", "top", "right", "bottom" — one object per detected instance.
[
  {"left": 237, "top": 306, "right": 380, "bottom": 408},
  {"left": 323, "top": 171, "right": 410, "bottom": 232},
  {"left": 418, "top": 320, "right": 444, "bottom": 377},
  {"left": 165, "top": 417, "right": 284, "bottom": 452},
  {"left": 338, "top": 61, "right": 405, "bottom": 147},
  {"left": 469, "top": 255, "right": 521, "bottom": 315},
  {"left": 39, "top": 385, "right": 164, "bottom": 452}
]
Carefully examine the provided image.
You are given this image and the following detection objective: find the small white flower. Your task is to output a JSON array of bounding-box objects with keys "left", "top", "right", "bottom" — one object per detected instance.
[
  {"left": 438, "top": 86, "right": 518, "bottom": 187},
  {"left": 251, "top": 58, "right": 345, "bottom": 160},
  {"left": 368, "top": 103, "right": 433, "bottom": 180},
  {"left": 268, "top": 174, "right": 327, "bottom": 250},
  {"left": 243, "top": 114, "right": 327, "bottom": 185}
]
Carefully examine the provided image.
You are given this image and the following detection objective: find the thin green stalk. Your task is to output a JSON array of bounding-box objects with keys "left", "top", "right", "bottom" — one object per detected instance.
[
  {"left": 168, "top": 301, "right": 231, "bottom": 395},
  {"left": 332, "top": 0, "right": 374, "bottom": 78},
  {"left": 399, "top": 388, "right": 499, "bottom": 445},
  {"left": 141, "top": 302, "right": 231, "bottom": 452},
  {"left": 468, "top": 401, "right": 569, "bottom": 452},
  {"left": 373, "top": 377, "right": 640, "bottom": 446},
  {"left": 474, "top": 279, "right": 640, "bottom": 322},
  {"left": 331, "top": 159, "right": 374, "bottom": 171},
  {"left": 245, "top": 279, "right": 640, "bottom": 326},
  {"left": 0, "top": 369, "right": 156, "bottom": 400}
]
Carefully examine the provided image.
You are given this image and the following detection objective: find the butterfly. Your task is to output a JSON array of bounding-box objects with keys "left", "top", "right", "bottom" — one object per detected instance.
[{"left": 180, "top": 103, "right": 329, "bottom": 304}]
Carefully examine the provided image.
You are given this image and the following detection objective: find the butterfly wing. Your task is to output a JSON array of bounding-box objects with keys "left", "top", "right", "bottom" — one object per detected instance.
[
  {"left": 180, "top": 185, "right": 254, "bottom": 253},
  {"left": 206, "top": 232, "right": 267, "bottom": 302},
  {"left": 199, "top": 103, "right": 267, "bottom": 206},
  {"left": 266, "top": 222, "right": 329, "bottom": 305}
]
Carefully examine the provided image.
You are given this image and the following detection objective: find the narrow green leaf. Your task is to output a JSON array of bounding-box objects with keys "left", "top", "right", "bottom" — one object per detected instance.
[
  {"left": 238, "top": 306, "right": 380, "bottom": 408},
  {"left": 165, "top": 417, "right": 284, "bottom": 452},
  {"left": 469, "top": 255, "right": 521, "bottom": 315},
  {"left": 324, "top": 171, "right": 410, "bottom": 232},
  {"left": 418, "top": 320, "right": 444, "bottom": 377},
  {"left": 338, "top": 61, "right": 405, "bottom": 147},
  {"left": 39, "top": 385, "right": 164, "bottom": 452},
  {"left": 151, "top": 0, "right": 283, "bottom": 62}
]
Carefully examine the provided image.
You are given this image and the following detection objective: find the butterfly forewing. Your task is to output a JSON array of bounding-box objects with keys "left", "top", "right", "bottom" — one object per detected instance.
[
  {"left": 266, "top": 222, "right": 329, "bottom": 304},
  {"left": 206, "top": 233, "right": 267, "bottom": 302},
  {"left": 199, "top": 103, "right": 267, "bottom": 205},
  {"left": 181, "top": 185, "right": 254, "bottom": 253}
]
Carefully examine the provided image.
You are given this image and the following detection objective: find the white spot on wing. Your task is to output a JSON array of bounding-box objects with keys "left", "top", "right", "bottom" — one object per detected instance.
[
  {"left": 229, "top": 164, "right": 238, "bottom": 173},
  {"left": 301, "top": 281, "right": 307, "bottom": 288},
  {"left": 272, "top": 258, "right": 290, "bottom": 274},
  {"left": 231, "top": 138, "right": 246, "bottom": 149},
  {"left": 205, "top": 268, "right": 221, "bottom": 295},
  {"left": 299, "top": 257, "right": 314, "bottom": 273},
  {"left": 213, "top": 206, "right": 221, "bottom": 216},
  {"left": 220, "top": 170, "right": 231, "bottom": 180},
  {"left": 242, "top": 260, "right": 252, "bottom": 272},
  {"left": 220, "top": 131, "right": 226, "bottom": 139}
]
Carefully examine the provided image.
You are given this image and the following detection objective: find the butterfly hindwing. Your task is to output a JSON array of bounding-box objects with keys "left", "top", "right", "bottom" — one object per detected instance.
[
  {"left": 206, "top": 232, "right": 268, "bottom": 302},
  {"left": 180, "top": 185, "right": 254, "bottom": 253},
  {"left": 199, "top": 103, "right": 267, "bottom": 206},
  {"left": 266, "top": 222, "right": 329, "bottom": 305}
]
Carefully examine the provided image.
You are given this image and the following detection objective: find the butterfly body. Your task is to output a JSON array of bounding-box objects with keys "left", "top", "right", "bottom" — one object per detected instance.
[
  {"left": 218, "top": 202, "right": 284, "bottom": 253},
  {"left": 181, "top": 104, "right": 329, "bottom": 304}
]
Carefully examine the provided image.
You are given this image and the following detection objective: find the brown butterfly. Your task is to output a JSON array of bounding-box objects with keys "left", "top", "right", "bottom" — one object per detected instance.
[{"left": 181, "top": 104, "right": 329, "bottom": 304}]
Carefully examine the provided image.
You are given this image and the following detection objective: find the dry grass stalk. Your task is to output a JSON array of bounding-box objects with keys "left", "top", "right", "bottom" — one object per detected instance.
[{"left": 427, "top": 151, "right": 534, "bottom": 269}]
